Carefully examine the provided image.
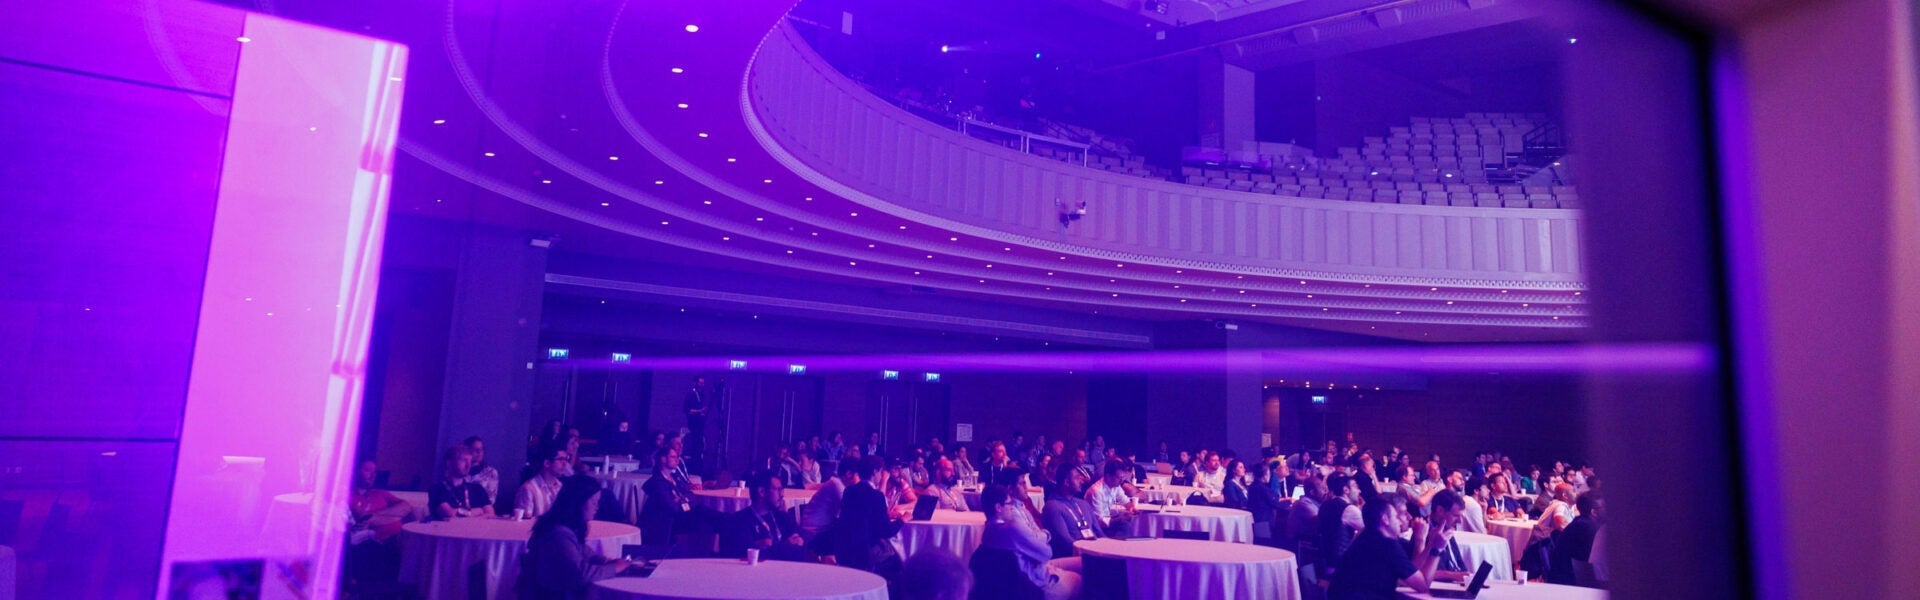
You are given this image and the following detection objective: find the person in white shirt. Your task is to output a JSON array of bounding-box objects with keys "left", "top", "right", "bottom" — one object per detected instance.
[
  {"left": 1192, "top": 453, "right": 1227, "bottom": 503},
  {"left": 515, "top": 447, "right": 571, "bottom": 518},
  {"left": 1084, "top": 461, "right": 1137, "bottom": 528},
  {"left": 1530, "top": 483, "right": 1578, "bottom": 543},
  {"left": 1457, "top": 474, "right": 1488, "bottom": 534},
  {"left": 801, "top": 460, "right": 859, "bottom": 539}
]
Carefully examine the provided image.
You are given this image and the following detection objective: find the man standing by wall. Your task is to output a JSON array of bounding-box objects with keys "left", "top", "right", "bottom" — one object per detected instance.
[{"left": 684, "top": 377, "right": 712, "bottom": 473}]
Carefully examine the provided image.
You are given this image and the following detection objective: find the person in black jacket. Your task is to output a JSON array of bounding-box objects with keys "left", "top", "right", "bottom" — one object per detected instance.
[
  {"left": 720, "top": 471, "right": 810, "bottom": 561},
  {"left": 1551, "top": 492, "right": 1604, "bottom": 585},
  {"left": 640, "top": 447, "right": 696, "bottom": 547},
  {"left": 830, "top": 455, "right": 904, "bottom": 577},
  {"left": 1318, "top": 473, "right": 1363, "bottom": 578},
  {"left": 521, "top": 475, "right": 629, "bottom": 600}
]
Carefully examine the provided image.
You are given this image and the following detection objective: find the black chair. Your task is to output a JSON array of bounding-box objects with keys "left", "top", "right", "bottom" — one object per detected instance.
[
  {"left": 967, "top": 547, "right": 1043, "bottom": 600},
  {"left": 1081, "top": 553, "right": 1130, "bottom": 599},
  {"left": 1159, "top": 529, "right": 1209, "bottom": 541}
]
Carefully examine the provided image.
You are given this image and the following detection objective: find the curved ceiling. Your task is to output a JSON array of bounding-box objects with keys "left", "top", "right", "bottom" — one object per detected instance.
[{"left": 242, "top": 0, "right": 1588, "bottom": 342}]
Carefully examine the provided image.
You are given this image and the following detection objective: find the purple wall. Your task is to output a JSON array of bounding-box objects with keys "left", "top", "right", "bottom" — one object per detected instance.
[{"left": 1273, "top": 375, "right": 1588, "bottom": 470}]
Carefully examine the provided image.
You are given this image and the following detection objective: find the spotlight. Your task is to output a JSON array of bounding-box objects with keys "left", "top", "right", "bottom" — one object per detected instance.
[{"left": 685, "top": 24, "right": 700, "bottom": 33}]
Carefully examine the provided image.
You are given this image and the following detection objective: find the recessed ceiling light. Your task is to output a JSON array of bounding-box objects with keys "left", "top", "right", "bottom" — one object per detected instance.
[
  {"left": 654, "top": 180, "right": 664, "bottom": 185},
  {"left": 985, "top": 264, "right": 993, "bottom": 268},
  {"left": 1112, "top": 294, "right": 1119, "bottom": 297},
  {"left": 676, "top": 103, "right": 688, "bottom": 109},
  {"left": 599, "top": 202, "right": 609, "bottom": 207},
  {"left": 1299, "top": 281, "right": 1307, "bottom": 284},
  {"left": 763, "top": 179, "right": 773, "bottom": 184},
  {"left": 609, "top": 156, "right": 619, "bottom": 161},
  {"left": 1306, "top": 294, "right": 1313, "bottom": 298},
  {"left": 1250, "top": 304, "right": 1258, "bottom": 307},
  {"left": 1046, "top": 272, "right": 1054, "bottom": 276},
  {"left": 1446, "top": 301, "right": 1454, "bottom": 305},
  {"left": 722, "top": 236, "right": 731, "bottom": 241},
  {"left": 804, "top": 197, "right": 814, "bottom": 201},
  {"left": 1500, "top": 290, "right": 1508, "bottom": 293},
  {"left": 979, "top": 279, "right": 986, "bottom": 283},
  {"left": 1238, "top": 290, "right": 1246, "bottom": 294},
  {"left": 899, "top": 225, "right": 907, "bottom": 230},
  {"left": 685, "top": 24, "right": 700, "bottom": 32},
  {"left": 660, "top": 221, "right": 669, "bottom": 225},
  {"left": 671, "top": 67, "right": 684, "bottom": 74},
  {"left": 432, "top": 119, "right": 445, "bottom": 124},
  {"left": 868, "top": 244, "right": 876, "bottom": 248},
  {"left": 914, "top": 271, "right": 921, "bottom": 275},
  {"left": 726, "top": 158, "right": 736, "bottom": 162},
  {"left": 811, "top": 232, "right": 819, "bottom": 236},
  {"left": 1431, "top": 287, "right": 1439, "bottom": 291},
  {"left": 849, "top": 212, "right": 859, "bottom": 216},
  {"left": 1116, "top": 263, "right": 1124, "bottom": 267},
  {"left": 1574, "top": 292, "right": 1583, "bottom": 296},
  {"left": 541, "top": 179, "right": 552, "bottom": 184},
  {"left": 849, "top": 261, "right": 857, "bottom": 266},
  {"left": 1523, "top": 303, "right": 1530, "bottom": 307},
  {"left": 1179, "top": 299, "right": 1187, "bottom": 303},
  {"left": 950, "top": 237, "right": 959, "bottom": 241},
  {"left": 755, "top": 217, "right": 765, "bottom": 222},
  {"left": 786, "top": 250, "right": 793, "bottom": 254},
  {"left": 237, "top": 36, "right": 252, "bottom": 43},
  {"left": 926, "top": 255, "right": 934, "bottom": 258},
  {"left": 698, "top": 133, "right": 709, "bottom": 138},
  {"left": 483, "top": 152, "right": 495, "bottom": 157},
  {"left": 1553, "top": 316, "right": 1561, "bottom": 320},
  {"left": 703, "top": 200, "right": 712, "bottom": 205}
]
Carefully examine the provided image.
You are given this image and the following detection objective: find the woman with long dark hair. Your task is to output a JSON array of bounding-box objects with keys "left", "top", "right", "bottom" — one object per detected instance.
[{"left": 521, "top": 475, "right": 629, "bottom": 599}]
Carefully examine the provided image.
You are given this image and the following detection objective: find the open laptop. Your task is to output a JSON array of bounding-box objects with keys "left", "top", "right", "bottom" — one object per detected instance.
[
  {"left": 617, "top": 544, "right": 677, "bottom": 578},
  {"left": 909, "top": 495, "right": 940, "bottom": 521},
  {"left": 1428, "top": 561, "right": 1495, "bottom": 599}
]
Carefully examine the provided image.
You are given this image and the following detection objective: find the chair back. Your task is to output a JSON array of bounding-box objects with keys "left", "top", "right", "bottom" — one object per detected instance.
[
  {"left": 1081, "top": 553, "right": 1130, "bottom": 599},
  {"left": 967, "top": 547, "right": 1043, "bottom": 600}
]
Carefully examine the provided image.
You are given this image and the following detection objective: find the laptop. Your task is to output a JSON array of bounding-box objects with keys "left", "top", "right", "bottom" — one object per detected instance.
[
  {"left": 617, "top": 544, "right": 677, "bottom": 578},
  {"left": 909, "top": 495, "right": 940, "bottom": 521},
  {"left": 1428, "top": 561, "right": 1495, "bottom": 599}
]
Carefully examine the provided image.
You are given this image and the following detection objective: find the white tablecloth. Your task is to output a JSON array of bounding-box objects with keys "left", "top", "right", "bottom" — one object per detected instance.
[
  {"left": 1487, "top": 519, "right": 1536, "bottom": 563},
  {"left": 400, "top": 518, "right": 641, "bottom": 600},
  {"left": 894, "top": 509, "right": 985, "bottom": 562},
  {"left": 390, "top": 490, "right": 431, "bottom": 522},
  {"left": 1134, "top": 484, "right": 1205, "bottom": 505},
  {"left": 1451, "top": 532, "right": 1516, "bottom": 581},
  {"left": 582, "top": 456, "right": 643, "bottom": 473},
  {"left": 1144, "top": 473, "right": 1173, "bottom": 486},
  {"left": 691, "top": 488, "right": 815, "bottom": 513},
  {"left": 592, "top": 473, "right": 652, "bottom": 524},
  {"left": 1401, "top": 581, "right": 1604, "bottom": 599},
  {"left": 592, "top": 558, "right": 887, "bottom": 600},
  {"left": 0, "top": 545, "right": 15, "bottom": 600},
  {"left": 1075, "top": 538, "right": 1300, "bottom": 600},
  {"left": 1129, "top": 505, "right": 1254, "bottom": 543}
]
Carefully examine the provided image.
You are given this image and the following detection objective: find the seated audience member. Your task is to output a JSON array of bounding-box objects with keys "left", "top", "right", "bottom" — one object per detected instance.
[
  {"left": 1390, "top": 464, "right": 1429, "bottom": 517},
  {"left": 953, "top": 445, "right": 978, "bottom": 482},
  {"left": 897, "top": 548, "right": 974, "bottom": 600},
  {"left": 1171, "top": 450, "right": 1195, "bottom": 485},
  {"left": 1004, "top": 468, "right": 1045, "bottom": 523},
  {"left": 720, "top": 471, "right": 810, "bottom": 561},
  {"left": 1247, "top": 457, "right": 1284, "bottom": 544},
  {"left": 1041, "top": 464, "right": 1106, "bottom": 559},
  {"left": 1551, "top": 492, "right": 1605, "bottom": 585},
  {"left": 517, "top": 447, "right": 572, "bottom": 519},
  {"left": 885, "top": 462, "right": 922, "bottom": 510},
  {"left": 1317, "top": 473, "right": 1365, "bottom": 576},
  {"left": 824, "top": 432, "right": 848, "bottom": 463},
  {"left": 1520, "top": 466, "right": 1543, "bottom": 494},
  {"left": 1192, "top": 452, "right": 1228, "bottom": 504},
  {"left": 1353, "top": 455, "right": 1382, "bottom": 501},
  {"left": 640, "top": 448, "right": 696, "bottom": 547},
  {"left": 1523, "top": 483, "right": 1579, "bottom": 576},
  {"left": 464, "top": 436, "right": 501, "bottom": 507},
  {"left": 1328, "top": 493, "right": 1441, "bottom": 599},
  {"left": 908, "top": 451, "right": 933, "bottom": 488},
  {"left": 1426, "top": 490, "right": 1475, "bottom": 583},
  {"left": 980, "top": 485, "right": 1082, "bottom": 600},
  {"left": 1031, "top": 455, "right": 1057, "bottom": 489},
  {"left": 796, "top": 447, "right": 823, "bottom": 487},
  {"left": 1222, "top": 459, "right": 1252, "bottom": 510},
  {"left": 981, "top": 441, "right": 1018, "bottom": 485},
  {"left": 1459, "top": 476, "right": 1489, "bottom": 534},
  {"left": 924, "top": 457, "right": 970, "bottom": 511},
  {"left": 769, "top": 446, "right": 803, "bottom": 488},
  {"left": 1084, "top": 460, "right": 1137, "bottom": 529},
  {"left": 1284, "top": 476, "right": 1326, "bottom": 554},
  {"left": 429, "top": 445, "right": 491, "bottom": 520},
  {"left": 1071, "top": 449, "right": 1097, "bottom": 483},
  {"left": 802, "top": 459, "right": 858, "bottom": 540},
  {"left": 1155, "top": 440, "right": 1172, "bottom": 464},
  {"left": 522, "top": 475, "right": 631, "bottom": 599},
  {"left": 831, "top": 456, "right": 906, "bottom": 577},
  {"left": 1487, "top": 473, "right": 1525, "bottom": 516},
  {"left": 346, "top": 459, "right": 410, "bottom": 585},
  {"left": 863, "top": 431, "right": 884, "bottom": 459}
]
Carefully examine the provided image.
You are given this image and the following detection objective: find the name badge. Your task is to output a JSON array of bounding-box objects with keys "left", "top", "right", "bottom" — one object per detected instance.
[
  {"left": 1079, "top": 527, "right": 1096, "bottom": 540},
  {"left": 680, "top": 502, "right": 692, "bottom": 512}
]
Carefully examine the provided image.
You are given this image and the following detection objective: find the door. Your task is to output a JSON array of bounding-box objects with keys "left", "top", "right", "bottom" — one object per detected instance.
[
  {"left": 751, "top": 374, "right": 823, "bottom": 465},
  {"left": 909, "top": 382, "right": 950, "bottom": 448},
  {"left": 867, "top": 380, "right": 913, "bottom": 457}
]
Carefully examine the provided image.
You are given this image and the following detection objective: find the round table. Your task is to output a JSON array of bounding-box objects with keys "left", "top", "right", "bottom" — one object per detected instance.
[
  {"left": 592, "top": 558, "right": 886, "bottom": 600},
  {"left": 691, "top": 488, "right": 815, "bottom": 513},
  {"left": 1134, "top": 484, "right": 1204, "bottom": 505},
  {"left": 1144, "top": 473, "right": 1173, "bottom": 486},
  {"left": 583, "top": 456, "right": 643, "bottom": 473},
  {"left": 894, "top": 509, "right": 985, "bottom": 562},
  {"left": 400, "top": 518, "right": 641, "bottom": 600},
  {"left": 1129, "top": 505, "right": 1254, "bottom": 543},
  {"left": 1487, "top": 518, "right": 1536, "bottom": 564},
  {"left": 1450, "top": 532, "right": 1516, "bottom": 581},
  {"left": 593, "top": 473, "right": 654, "bottom": 524},
  {"left": 1400, "top": 581, "right": 1604, "bottom": 599},
  {"left": 1074, "top": 538, "right": 1301, "bottom": 600}
]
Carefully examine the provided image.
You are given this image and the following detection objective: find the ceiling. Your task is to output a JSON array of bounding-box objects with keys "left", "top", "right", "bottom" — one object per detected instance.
[{"left": 224, "top": 0, "right": 1588, "bottom": 343}]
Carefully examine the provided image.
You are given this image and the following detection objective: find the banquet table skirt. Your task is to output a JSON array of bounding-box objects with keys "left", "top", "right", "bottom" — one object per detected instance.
[
  {"left": 1401, "top": 581, "right": 1604, "bottom": 600},
  {"left": 1075, "top": 538, "right": 1300, "bottom": 600},
  {"left": 894, "top": 509, "right": 986, "bottom": 562},
  {"left": 1129, "top": 505, "right": 1254, "bottom": 543},
  {"left": 389, "top": 490, "right": 431, "bottom": 522},
  {"left": 593, "top": 559, "right": 887, "bottom": 600},
  {"left": 1487, "top": 519, "right": 1536, "bottom": 564},
  {"left": 400, "top": 518, "right": 641, "bottom": 600},
  {"left": 691, "top": 488, "right": 815, "bottom": 513},
  {"left": 593, "top": 473, "right": 652, "bottom": 524},
  {"left": 1451, "top": 532, "right": 1516, "bottom": 581},
  {"left": 1135, "top": 485, "right": 1205, "bottom": 505}
]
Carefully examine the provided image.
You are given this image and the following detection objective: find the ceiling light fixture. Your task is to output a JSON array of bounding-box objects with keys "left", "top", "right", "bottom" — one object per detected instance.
[
  {"left": 671, "top": 67, "right": 684, "bottom": 74},
  {"left": 676, "top": 103, "right": 688, "bottom": 109},
  {"left": 608, "top": 156, "right": 619, "bottom": 161},
  {"left": 432, "top": 119, "right": 445, "bottom": 124},
  {"left": 685, "top": 24, "right": 700, "bottom": 32}
]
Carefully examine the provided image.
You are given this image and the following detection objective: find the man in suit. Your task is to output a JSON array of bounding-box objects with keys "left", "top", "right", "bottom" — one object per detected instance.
[
  {"left": 640, "top": 447, "right": 696, "bottom": 547},
  {"left": 830, "top": 456, "right": 904, "bottom": 576},
  {"left": 720, "top": 471, "right": 809, "bottom": 561},
  {"left": 684, "top": 377, "right": 711, "bottom": 471}
]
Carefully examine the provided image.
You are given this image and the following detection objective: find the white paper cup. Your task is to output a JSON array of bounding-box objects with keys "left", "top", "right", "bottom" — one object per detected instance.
[
  {"left": 1515, "top": 569, "right": 1528, "bottom": 584},
  {"left": 746, "top": 548, "right": 761, "bottom": 565}
]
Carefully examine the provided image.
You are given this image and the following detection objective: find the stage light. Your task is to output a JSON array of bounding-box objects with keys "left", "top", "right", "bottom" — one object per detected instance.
[
  {"left": 940, "top": 45, "right": 951, "bottom": 53},
  {"left": 685, "top": 24, "right": 700, "bottom": 33}
]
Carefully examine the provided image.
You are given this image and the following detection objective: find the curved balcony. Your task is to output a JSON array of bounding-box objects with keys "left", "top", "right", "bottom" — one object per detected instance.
[{"left": 746, "top": 23, "right": 1584, "bottom": 290}]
